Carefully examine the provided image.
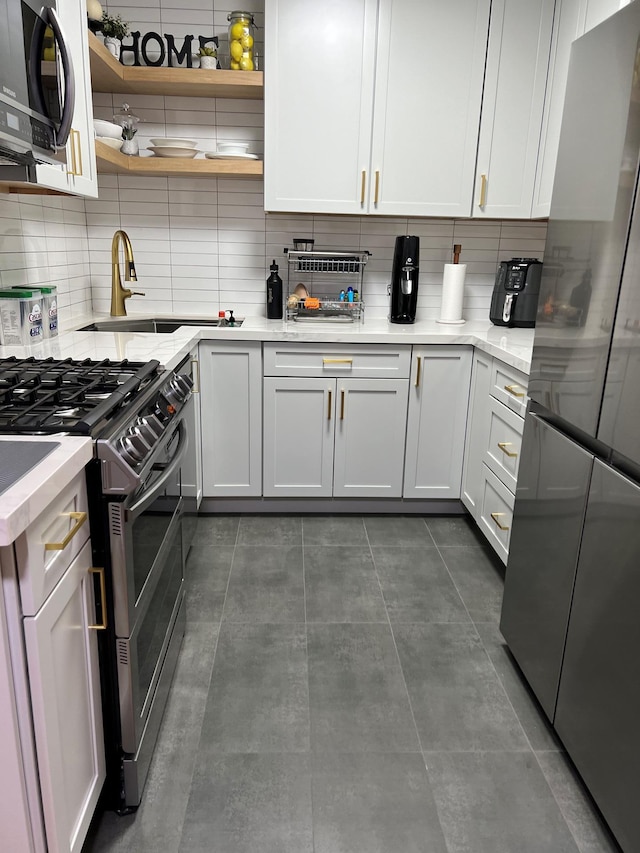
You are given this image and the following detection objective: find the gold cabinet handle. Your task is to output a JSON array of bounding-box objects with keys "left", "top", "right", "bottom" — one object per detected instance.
[
  {"left": 75, "top": 129, "right": 83, "bottom": 176},
  {"left": 479, "top": 173, "right": 487, "bottom": 207},
  {"left": 415, "top": 355, "right": 422, "bottom": 388},
  {"left": 504, "top": 384, "right": 525, "bottom": 398},
  {"left": 497, "top": 441, "right": 518, "bottom": 458},
  {"left": 374, "top": 170, "right": 380, "bottom": 205},
  {"left": 360, "top": 170, "right": 366, "bottom": 205},
  {"left": 340, "top": 389, "right": 345, "bottom": 420},
  {"left": 88, "top": 567, "right": 107, "bottom": 630},
  {"left": 44, "top": 511, "right": 87, "bottom": 551},
  {"left": 322, "top": 358, "right": 353, "bottom": 365},
  {"left": 191, "top": 358, "right": 200, "bottom": 393},
  {"left": 490, "top": 511, "right": 510, "bottom": 531},
  {"left": 66, "top": 129, "right": 78, "bottom": 176},
  {"left": 327, "top": 389, "right": 332, "bottom": 420}
]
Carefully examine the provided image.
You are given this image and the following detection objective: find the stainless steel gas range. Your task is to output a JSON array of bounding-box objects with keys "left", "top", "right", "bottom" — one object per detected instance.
[{"left": 0, "top": 354, "right": 196, "bottom": 810}]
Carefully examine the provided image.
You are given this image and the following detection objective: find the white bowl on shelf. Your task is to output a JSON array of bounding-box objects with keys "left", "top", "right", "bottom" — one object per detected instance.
[
  {"left": 93, "top": 119, "right": 123, "bottom": 139},
  {"left": 148, "top": 146, "right": 199, "bottom": 158},
  {"left": 149, "top": 137, "right": 197, "bottom": 148},
  {"left": 216, "top": 141, "right": 250, "bottom": 155},
  {"left": 96, "top": 137, "right": 123, "bottom": 151}
]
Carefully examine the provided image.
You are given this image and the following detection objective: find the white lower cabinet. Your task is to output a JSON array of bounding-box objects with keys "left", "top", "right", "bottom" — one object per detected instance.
[
  {"left": 478, "top": 464, "right": 515, "bottom": 563},
  {"left": 263, "top": 377, "right": 335, "bottom": 496},
  {"left": 462, "top": 352, "right": 529, "bottom": 562},
  {"left": 263, "top": 376, "right": 409, "bottom": 498},
  {"left": 404, "top": 346, "right": 472, "bottom": 499},
  {"left": 200, "top": 341, "right": 262, "bottom": 497},
  {"left": 23, "top": 538, "right": 105, "bottom": 853},
  {"left": 461, "top": 349, "right": 493, "bottom": 515}
]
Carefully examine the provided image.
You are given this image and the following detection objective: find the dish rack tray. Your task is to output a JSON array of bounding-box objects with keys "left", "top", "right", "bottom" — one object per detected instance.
[{"left": 284, "top": 248, "right": 370, "bottom": 322}]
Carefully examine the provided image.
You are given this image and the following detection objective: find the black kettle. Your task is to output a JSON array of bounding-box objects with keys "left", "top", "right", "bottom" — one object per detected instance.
[{"left": 389, "top": 235, "right": 419, "bottom": 324}]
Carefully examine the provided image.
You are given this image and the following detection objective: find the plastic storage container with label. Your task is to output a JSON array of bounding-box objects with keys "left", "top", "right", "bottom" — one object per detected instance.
[{"left": 0, "top": 289, "right": 44, "bottom": 345}]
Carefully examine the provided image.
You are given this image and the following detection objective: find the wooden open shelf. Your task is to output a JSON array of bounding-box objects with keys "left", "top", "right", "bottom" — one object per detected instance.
[
  {"left": 95, "top": 140, "right": 263, "bottom": 178},
  {"left": 88, "top": 32, "right": 263, "bottom": 100}
]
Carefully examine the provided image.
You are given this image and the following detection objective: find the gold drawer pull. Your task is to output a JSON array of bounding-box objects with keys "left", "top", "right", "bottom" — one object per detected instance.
[
  {"left": 44, "top": 511, "right": 87, "bottom": 551},
  {"left": 191, "top": 358, "right": 200, "bottom": 393},
  {"left": 360, "top": 170, "right": 366, "bottom": 205},
  {"left": 327, "top": 389, "right": 332, "bottom": 420},
  {"left": 490, "top": 512, "right": 510, "bottom": 531},
  {"left": 374, "top": 170, "right": 380, "bottom": 205},
  {"left": 340, "top": 389, "right": 345, "bottom": 420},
  {"left": 479, "top": 173, "right": 487, "bottom": 208},
  {"left": 504, "top": 384, "right": 525, "bottom": 398},
  {"left": 497, "top": 442, "right": 518, "bottom": 458},
  {"left": 88, "top": 567, "right": 107, "bottom": 630},
  {"left": 415, "top": 356, "right": 422, "bottom": 388},
  {"left": 323, "top": 358, "right": 353, "bottom": 365}
]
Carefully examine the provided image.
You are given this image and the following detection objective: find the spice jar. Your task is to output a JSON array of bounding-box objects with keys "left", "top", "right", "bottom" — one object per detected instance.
[{"left": 227, "top": 10, "right": 255, "bottom": 70}]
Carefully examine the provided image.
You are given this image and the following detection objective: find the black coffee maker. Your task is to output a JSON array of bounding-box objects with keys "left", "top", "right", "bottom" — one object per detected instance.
[{"left": 390, "top": 235, "right": 419, "bottom": 324}]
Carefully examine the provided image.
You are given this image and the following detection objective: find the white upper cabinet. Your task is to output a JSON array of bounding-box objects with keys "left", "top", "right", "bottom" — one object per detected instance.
[
  {"left": 35, "top": 0, "right": 97, "bottom": 197},
  {"left": 473, "top": 0, "right": 555, "bottom": 218},
  {"left": 265, "top": 0, "right": 491, "bottom": 216},
  {"left": 532, "top": 0, "right": 625, "bottom": 217},
  {"left": 264, "top": 0, "right": 378, "bottom": 214},
  {"left": 369, "top": 0, "right": 490, "bottom": 217}
]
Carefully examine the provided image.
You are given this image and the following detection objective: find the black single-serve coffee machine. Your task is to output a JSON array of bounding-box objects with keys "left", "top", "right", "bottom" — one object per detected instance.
[{"left": 389, "top": 235, "right": 419, "bottom": 324}]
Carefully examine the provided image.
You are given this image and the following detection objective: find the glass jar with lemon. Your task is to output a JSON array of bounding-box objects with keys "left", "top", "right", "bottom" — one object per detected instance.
[{"left": 227, "top": 10, "right": 255, "bottom": 70}]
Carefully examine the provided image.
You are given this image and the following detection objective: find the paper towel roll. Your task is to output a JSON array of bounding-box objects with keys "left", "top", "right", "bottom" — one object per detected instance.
[{"left": 437, "top": 263, "right": 466, "bottom": 324}]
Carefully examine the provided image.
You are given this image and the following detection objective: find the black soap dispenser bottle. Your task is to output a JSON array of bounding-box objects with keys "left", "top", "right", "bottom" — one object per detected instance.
[{"left": 266, "top": 259, "right": 283, "bottom": 319}]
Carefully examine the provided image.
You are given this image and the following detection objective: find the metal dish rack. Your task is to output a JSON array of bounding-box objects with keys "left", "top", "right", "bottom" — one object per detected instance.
[{"left": 284, "top": 248, "right": 370, "bottom": 322}]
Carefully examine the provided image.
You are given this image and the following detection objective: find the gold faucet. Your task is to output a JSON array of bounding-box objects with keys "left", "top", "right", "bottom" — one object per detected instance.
[{"left": 111, "top": 230, "right": 145, "bottom": 316}]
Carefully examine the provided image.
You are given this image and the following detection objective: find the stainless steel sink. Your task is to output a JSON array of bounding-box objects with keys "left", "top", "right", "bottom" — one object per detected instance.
[{"left": 79, "top": 317, "right": 243, "bottom": 333}]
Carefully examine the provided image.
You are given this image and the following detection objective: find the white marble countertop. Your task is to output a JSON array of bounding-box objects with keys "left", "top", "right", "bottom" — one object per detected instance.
[
  {"left": 0, "top": 436, "right": 93, "bottom": 545},
  {"left": 0, "top": 315, "right": 534, "bottom": 374}
]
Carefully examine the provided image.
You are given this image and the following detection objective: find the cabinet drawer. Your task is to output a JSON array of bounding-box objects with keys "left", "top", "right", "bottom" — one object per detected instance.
[
  {"left": 478, "top": 464, "right": 515, "bottom": 565},
  {"left": 491, "top": 360, "right": 529, "bottom": 417},
  {"left": 263, "top": 343, "right": 411, "bottom": 378},
  {"left": 484, "top": 397, "right": 524, "bottom": 493},
  {"left": 14, "top": 471, "right": 89, "bottom": 615}
]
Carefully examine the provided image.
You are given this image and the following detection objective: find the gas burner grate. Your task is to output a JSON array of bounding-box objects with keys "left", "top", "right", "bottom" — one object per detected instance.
[{"left": 0, "top": 356, "right": 161, "bottom": 434}]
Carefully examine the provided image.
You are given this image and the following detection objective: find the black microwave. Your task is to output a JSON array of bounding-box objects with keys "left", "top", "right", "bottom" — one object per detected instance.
[{"left": 0, "top": 0, "right": 74, "bottom": 166}]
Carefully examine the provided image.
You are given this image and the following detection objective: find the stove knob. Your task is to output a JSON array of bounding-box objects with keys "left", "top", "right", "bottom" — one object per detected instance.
[
  {"left": 174, "top": 373, "right": 193, "bottom": 395},
  {"left": 164, "top": 378, "right": 188, "bottom": 407},
  {"left": 136, "top": 415, "right": 163, "bottom": 444},
  {"left": 118, "top": 435, "right": 144, "bottom": 465}
]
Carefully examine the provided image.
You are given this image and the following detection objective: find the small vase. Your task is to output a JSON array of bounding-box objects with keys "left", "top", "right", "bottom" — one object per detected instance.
[
  {"left": 121, "top": 137, "right": 138, "bottom": 156},
  {"left": 200, "top": 56, "right": 217, "bottom": 69},
  {"left": 104, "top": 36, "right": 121, "bottom": 60}
]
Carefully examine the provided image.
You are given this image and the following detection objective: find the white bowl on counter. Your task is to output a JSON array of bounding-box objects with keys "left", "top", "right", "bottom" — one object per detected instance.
[
  {"left": 97, "top": 137, "right": 123, "bottom": 150},
  {"left": 93, "top": 119, "right": 123, "bottom": 139}
]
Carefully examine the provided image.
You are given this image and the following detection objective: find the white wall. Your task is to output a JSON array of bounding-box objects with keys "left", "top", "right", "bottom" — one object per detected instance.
[
  {"left": 85, "top": 173, "right": 547, "bottom": 319},
  {"left": 0, "top": 193, "right": 92, "bottom": 325}
]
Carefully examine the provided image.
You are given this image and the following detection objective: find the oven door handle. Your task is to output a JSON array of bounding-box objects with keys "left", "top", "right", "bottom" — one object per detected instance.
[{"left": 127, "top": 421, "right": 188, "bottom": 518}]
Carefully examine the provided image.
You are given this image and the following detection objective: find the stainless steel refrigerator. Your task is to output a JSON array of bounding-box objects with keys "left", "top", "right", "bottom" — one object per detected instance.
[{"left": 500, "top": 4, "right": 640, "bottom": 851}]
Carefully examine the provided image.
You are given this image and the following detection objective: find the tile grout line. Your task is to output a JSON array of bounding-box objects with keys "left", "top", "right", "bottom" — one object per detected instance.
[
  {"left": 364, "top": 518, "right": 428, "bottom": 757},
  {"left": 300, "top": 517, "right": 316, "bottom": 853}
]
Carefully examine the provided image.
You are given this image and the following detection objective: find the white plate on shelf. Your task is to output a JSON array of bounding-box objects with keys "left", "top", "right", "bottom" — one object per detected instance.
[
  {"left": 148, "top": 146, "right": 199, "bottom": 158},
  {"left": 149, "top": 137, "right": 197, "bottom": 148},
  {"left": 204, "top": 152, "right": 259, "bottom": 160}
]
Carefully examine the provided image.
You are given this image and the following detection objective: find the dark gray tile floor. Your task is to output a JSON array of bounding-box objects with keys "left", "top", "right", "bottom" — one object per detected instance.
[{"left": 84, "top": 515, "right": 621, "bottom": 853}]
